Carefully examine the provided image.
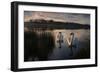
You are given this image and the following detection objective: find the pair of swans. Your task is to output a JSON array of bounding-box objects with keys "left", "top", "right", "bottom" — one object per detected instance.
[
  {"left": 57, "top": 32, "right": 76, "bottom": 56},
  {"left": 57, "top": 32, "right": 75, "bottom": 48}
]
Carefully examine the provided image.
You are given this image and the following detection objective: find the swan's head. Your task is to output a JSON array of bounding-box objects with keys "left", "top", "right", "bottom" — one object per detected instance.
[
  {"left": 70, "top": 32, "right": 74, "bottom": 35},
  {"left": 59, "top": 32, "right": 61, "bottom": 34},
  {"left": 70, "top": 32, "right": 74, "bottom": 38}
]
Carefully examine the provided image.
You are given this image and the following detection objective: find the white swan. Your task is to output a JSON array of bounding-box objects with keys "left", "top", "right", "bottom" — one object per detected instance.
[{"left": 66, "top": 33, "right": 74, "bottom": 47}]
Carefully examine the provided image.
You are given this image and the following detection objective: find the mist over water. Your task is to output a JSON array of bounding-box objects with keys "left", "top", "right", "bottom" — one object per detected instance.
[
  {"left": 48, "top": 29, "right": 90, "bottom": 60},
  {"left": 24, "top": 28, "right": 90, "bottom": 61}
]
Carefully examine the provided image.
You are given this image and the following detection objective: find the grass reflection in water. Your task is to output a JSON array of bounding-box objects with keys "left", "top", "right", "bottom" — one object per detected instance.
[{"left": 24, "top": 30, "right": 55, "bottom": 61}]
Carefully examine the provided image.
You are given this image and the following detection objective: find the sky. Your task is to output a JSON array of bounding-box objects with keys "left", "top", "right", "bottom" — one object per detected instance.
[{"left": 24, "top": 11, "right": 90, "bottom": 24}]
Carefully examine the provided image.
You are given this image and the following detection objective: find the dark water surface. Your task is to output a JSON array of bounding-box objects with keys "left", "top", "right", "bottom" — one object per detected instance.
[{"left": 24, "top": 29, "right": 90, "bottom": 62}]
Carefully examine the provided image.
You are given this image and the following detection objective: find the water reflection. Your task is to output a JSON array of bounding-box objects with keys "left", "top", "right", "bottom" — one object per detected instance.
[
  {"left": 24, "top": 30, "right": 55, "bottom": 61},
  {"left": 24, "top": 29, "right": 90, "bottom": 62}
]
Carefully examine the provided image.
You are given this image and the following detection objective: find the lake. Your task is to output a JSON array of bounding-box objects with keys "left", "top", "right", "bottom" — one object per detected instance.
[
  {"left": 24, "top": 29, "right": 90, "bottom": 61},
  {"left": 48, "top": 29, "right": 90, "bottom": 60}
]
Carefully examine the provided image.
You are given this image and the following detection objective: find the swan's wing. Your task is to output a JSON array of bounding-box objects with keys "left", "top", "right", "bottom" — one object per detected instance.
[{"left": 66, "top": 38, "right": 71, "bottom": 46}]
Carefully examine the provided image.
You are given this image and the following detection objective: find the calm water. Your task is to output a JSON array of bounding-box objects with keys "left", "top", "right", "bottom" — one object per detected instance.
[
  {"left": 24, "top": 29, "right": 90, "bottom": 61},
  {"left": 48, "top": 29, "right": 90, "bottom": 60}
]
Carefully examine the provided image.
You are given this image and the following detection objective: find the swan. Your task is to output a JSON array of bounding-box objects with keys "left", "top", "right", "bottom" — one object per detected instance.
[
  {"left": 57, "top": 32, "right": 63, "bottom": 48},
  {"left": 67, "top": 32, "right": 74, "bottom": 47}
]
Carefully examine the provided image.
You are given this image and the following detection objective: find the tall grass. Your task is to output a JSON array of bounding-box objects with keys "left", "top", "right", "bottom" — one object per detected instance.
[{"left": 24, "top": 30, "right": 55, "bottom": 61}]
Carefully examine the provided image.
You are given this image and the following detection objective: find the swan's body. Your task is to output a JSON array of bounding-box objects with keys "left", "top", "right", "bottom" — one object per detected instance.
[
  {"left": 67, "top": 33, "right": 74, "bottom": 47},
  {"left": 57, "top": 32, "right": 63, "bottom": 48}
]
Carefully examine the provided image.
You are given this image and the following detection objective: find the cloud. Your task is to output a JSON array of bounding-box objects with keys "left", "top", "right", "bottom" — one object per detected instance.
[{"left": 24, "top": 11, "right": 90, "bottom": 24}]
